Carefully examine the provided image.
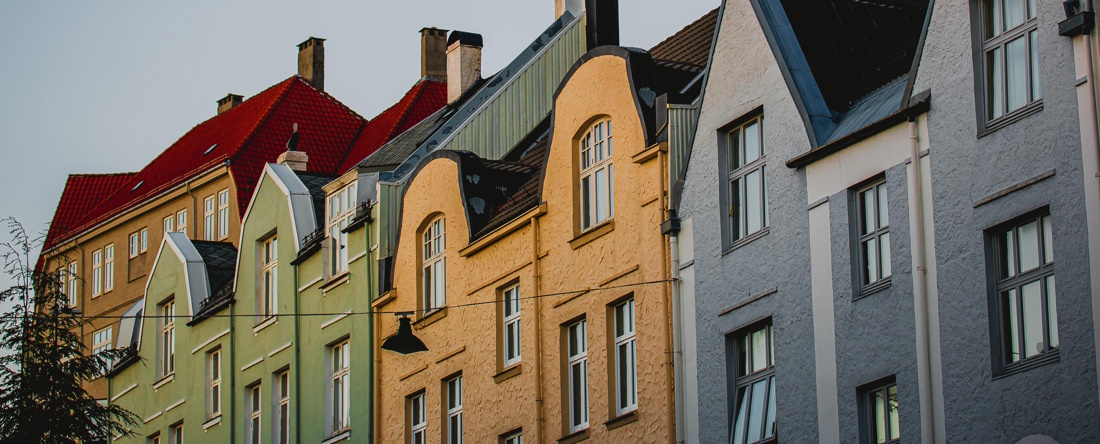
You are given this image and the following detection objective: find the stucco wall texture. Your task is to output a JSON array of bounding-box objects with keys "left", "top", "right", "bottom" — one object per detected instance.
[
  {"left": 377, "top": 54, "right": 675, "bottom": 444},
  {"left": 912, "top": 0, "right": 1100, "bottom": 441}
]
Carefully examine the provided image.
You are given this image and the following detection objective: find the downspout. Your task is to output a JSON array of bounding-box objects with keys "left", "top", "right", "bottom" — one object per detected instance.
[
  {"left": 907, "top": 118, "right": 936, "bottom": 444},
  {"left": 229, "top": 302, "right": 236, "bottom": 444},
  {"left": 670, "top": 232, "right": 684, "bottom": 444},
  {"left": 106, "top": 373, "right": 112, "bottom": 443},
  {"left": 531, "top": 215, "right": 545, "bottom": 444},
  {"left": 658, "top": 147, "right": 678, "bottom": 444},
  {"left": 293, "top": 262, "right": 301, "bottom": 443},
  {"left": 1086, "top": 0, "right": 1100, "bottom": 176},
  {"left": 373, "top": 222, "right": 384, "bottom": 444},
  {"left": 365, "top": 217, "right": 376, "bottom": 442}
]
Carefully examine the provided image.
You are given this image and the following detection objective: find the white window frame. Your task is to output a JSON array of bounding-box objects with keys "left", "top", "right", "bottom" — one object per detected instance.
[
  {"left": 502, "top": 285, "right": 521, "bottom": 367},
  {"left": 163, "top": 215, "right": 174, "bottom": 234},
  {"left": 503, "top": 432, "right": 523, "bottom": 444},
  {"left": 260, "top": 236, "right": 278, "bottom": 321},
  {"left": 67, "top": 262, "right": 78, "bottom": 306},
  {"left": 208, "top": 349, "right": 222, "bottom": 418},
  {"left": 329, "top": 340, "right": 350, "bottom": 435},
  {"left": 247, "top": 384, "right": 262, "bottom": 444},
  {"left": 410, "top": 392, "right": 426, "bottom": 444},
  {"left": 176, "top": 209, "right": 187, "bottom": 234},
  {"left": 104, "top": 244, "right": 114, "bottom": 292},
  {"left": 422, "top": 217, "right": 446, "bottom": 313},
  {"left": 328, "top": 182, "right": 357, "bottom": 276},
  {"left": 92, "top": 326, "right": 113, "bottom": 355},
  {"left": 276, "top": 370, "right": 290, "bottom": 444},
  {"left": 445, "top": 375, "right": 463, "bottom": 444},
  {"left": 613, "top": 299, "right": 637, "bottom": 416},
  {"left": 204, "top": 196, "right": 216, "bottom": 241},
  {"left": 218, "top": 189, "right": 230, "bottom": 240},
  {"left": 130, "top": 232, "right": 140, "bottom": 258},
  {"left": 579, "top": 119, "right": 614, "bottom": 231},
  {"left": 566, "top": 319, "right": 589, "bottom": 433},
  {"left": 91, "top": 249, "right": 102, "bottom": 297},
  {"left": 725, "top": 115, "right": 768, "bottom": 244},
  {"left": 159, "top": 300, "right": 175, "bottom": 378},
  {"left": 141, "top": 228, "right": 148, "bottom": 253}
]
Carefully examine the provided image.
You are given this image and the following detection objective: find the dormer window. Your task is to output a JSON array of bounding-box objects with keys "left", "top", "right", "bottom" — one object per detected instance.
[
  {"left": 579, "top": 119, "right": 613, "bottom": 231},
  {"left": 327, "top": 182, "right": 357, "bottom": 276}
]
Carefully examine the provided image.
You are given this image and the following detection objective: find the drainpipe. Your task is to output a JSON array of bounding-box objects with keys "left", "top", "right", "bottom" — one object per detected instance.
[
  {"left": 531, "top": 215, "right": 545, "bottom": 444},
  {"left": 658, "top": 147, "right": 679, "bottom": 444},
  {"left": 229, "top": 302, "right": 236, "bottom": 444},
  {"left": 1085, "top": 0, "right": 1100, "bottom": 175},
  {"left": 908, "top": 118, "right": 936, "bottom": 444},
  {"left": 365, "top": 219, "right": 376, "bottom": 442},
  {"left": 293, "top": 263, "right": 301, "bottom": 443},
  {"left": 670, "top": 231, "right": 684, "bottom": 444}
]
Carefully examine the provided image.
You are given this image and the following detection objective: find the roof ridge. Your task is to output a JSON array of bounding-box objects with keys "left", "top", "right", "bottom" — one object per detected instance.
[
  {"left": 648, "top": 7, "right": 720, "bottom": 54},
  {"left": 298, "top": 75, "right": 368, "bottom": 122},
  {"left": 228, "top": 77, "right": 298, "bottom": 165},
  {"left": 68, "top": 172, "right": 138, "bottom": 177},
  {"left": 384, "top": 80, "right": 432, "bottom": 140}
]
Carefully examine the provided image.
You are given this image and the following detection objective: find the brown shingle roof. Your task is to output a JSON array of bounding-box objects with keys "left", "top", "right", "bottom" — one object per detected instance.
[{"left": 649, "top": 8, "right": 720, "bottom": 68}]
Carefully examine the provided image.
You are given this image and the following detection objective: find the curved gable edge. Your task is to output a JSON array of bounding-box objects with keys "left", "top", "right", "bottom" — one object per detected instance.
[
  {"left": 143, "top": 232, "right": 211, "bottom": 325},
  {"left": 396, "top": 151, "right": 470, "bottom": 248},
  {"left": 115, "top": 297, "right": 145, "bottom": 351}
]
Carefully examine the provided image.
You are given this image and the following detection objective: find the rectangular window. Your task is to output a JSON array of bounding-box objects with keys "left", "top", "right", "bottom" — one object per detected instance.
[
  {"left": 613, "top": 299, "right": 637, "bottom": 415},
  {"left": 992, "top": 212, "right": 1058, "bottom": 372},
  {"left": 218, "top": 189, "right": 230, "bottom": 240},
  {"left": 260, "top": 237, "right": 278, "bottom": 320},
  {"left": 247, "top": 384, "right": 262, "bottom": 444},
  {"left": 130, "top": 232, "right": 140, "bottom": 258},
  {"left": 92, "top": 326, "right": 113, "bottom": 355},
  {"left": 729, "top": 322, "right": 776, "bottom": 444},
  {"left": 141, "top": 228, "right": 148, "bottom": 253},
  {"left": 503, "top": 432, "right": 523, "bottom": 444},
  {"left": 445, "top": 375, "right": 463, "bottom": 444},
  {"left": 176, "top": 210, "right": 187, "bottom": 234},
  {"left": 159, "top": 300, "right": 175, "bottom": 377},
  {"left": 67, "top": 262, "right": 78, "bottom": 306},
  {"left": 208, "top": 349, "right": 222, "bottom": 418},
  {"left": 104, "top": 244, "right": 114, "bottom": 292},
  {"left": 856, "top": 179, "right": 891, "bottom": 293},
  {"left": 329, "top": 340, "right": 350, "bottom": 434},
  {"left": 503, "top": 284, "right": 521, "bottom": 367},
  {"left": 422, "top": 218, "right": 446, "bottom": 312},
  {"left": 276, "top": 370, "right": 290, "bottom": 444},
  {"left": 164, "top": 215, "right": 174, "bottom": 234},
  {"left": 328, "top": 182, "right": 357, "bottom": 275},
  {"left": 979, "top": 0, "right": 1040, "bottom": 125},
  {"left": 566, "top": 319, "right": 589, "bottom": 433},
  {"left": 205, "top": 196, "right": 216, "bottom": 241},
  {"left": 169, "top": 423, "right": 183, "bottom": 444},
  {"left": 92, "top": 249, "right": 103, "bottom": 297},
  {"left": 860, "top": 379, "right": 899, "bottom": 444},
  {"left": 724, "top": 115, "right": 768, "bottom": 245},
  {"left": 149, "top": 433, "right": 160, "bottom": 444},
  {"left": 409, "top": 392, "right": 426, "bottom": 444},
  {"left": 579, "top": 119, "right": 614, "bottom": 230}
]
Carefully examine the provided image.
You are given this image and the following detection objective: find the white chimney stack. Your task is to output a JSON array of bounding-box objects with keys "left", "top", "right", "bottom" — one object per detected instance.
[{"left": 446, "top": 31, "right": 483, "bottom": 104}]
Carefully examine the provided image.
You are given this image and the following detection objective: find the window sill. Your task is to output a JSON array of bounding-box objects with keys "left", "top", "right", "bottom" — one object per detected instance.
[
  {"left": 152, "top": 374, "right": 174, "bottom": 390},
  {"left": 853, "top": 278, "right": 892, "bottom": 301},
  {"left": 722, "top": 227, "right": 770, "bottom": 256},
  {"left": 978, "top": 101, "right": 1043, "bottom": 139},
  {"left": 604, "top": 410, "right": 637, "bottom": 431},
  {"left": 253, "top": 316, "right": 278, "bottom": 335},
  {"left": 494, "top": 363, "right": 523, "bottom": 384},
  {"left": 558, "top": 428, "right": 589, "bottom": 444},
  {"left": 202, "top": 415, "right": 222, "bottom": 430},
  {"left": 372, "top": 290, "right": 396, "bottom": 308},
  {"left": 569, "top": 219, "right": 614, "bottom": 250},
  {"left": 322, "top": 429, "right": 351, "bottom": 444},
  {"left": 415, "top": 307, "right": 447, "bottom": 329},
  {"left": 321, "top": 272, "right": 350, "bottom": 293},
  {"left": 994, "top": 349, "right": 1060, "bottom": 380}
]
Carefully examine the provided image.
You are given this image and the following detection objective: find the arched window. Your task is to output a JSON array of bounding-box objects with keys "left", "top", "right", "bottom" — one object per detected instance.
[
  {"left": 422, "top": 216, "right": 446, "bottom": 312},
  {"left": 580, "top": 119, "right": 614, "bottom": 230}
]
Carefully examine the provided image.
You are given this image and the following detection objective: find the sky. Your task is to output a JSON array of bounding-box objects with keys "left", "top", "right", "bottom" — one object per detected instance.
[{"left": 0, "top": 1, "right": 720, "bottom": 295}]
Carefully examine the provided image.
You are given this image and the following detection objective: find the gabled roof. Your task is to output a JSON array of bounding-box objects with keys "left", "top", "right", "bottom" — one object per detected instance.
[
  {"left": 336, "top": 80, "right": 447, "bottom": 174},
  {"left": 649, "top": 7, "right": 720, "bottom": 69},
  {"left": 43, "top": 173, "right": 135, "bottom": 251}
]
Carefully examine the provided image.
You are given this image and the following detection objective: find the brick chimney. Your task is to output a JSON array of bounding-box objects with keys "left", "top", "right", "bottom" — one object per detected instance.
[
  {"left": 217, "top": 94, "right": 243, "bottom": 115},
  {"left": 298, "top": 37, "right": 325, "bottom": 91},
  {"left": 421, "top": 27, "right": 448, "bottom": 79},
  {"left": 446, "top": 31, "right": 483, "bottom": 104}
]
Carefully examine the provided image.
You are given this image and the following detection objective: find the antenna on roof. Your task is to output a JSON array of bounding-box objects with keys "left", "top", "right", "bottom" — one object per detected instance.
[{"left": 287, "top": 123, "right": 300, "bottom": 152}]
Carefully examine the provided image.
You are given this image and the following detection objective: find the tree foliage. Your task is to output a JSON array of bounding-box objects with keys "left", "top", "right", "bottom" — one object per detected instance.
[{"left": 0, "top": 218, "right": 138, "bottom": 443}]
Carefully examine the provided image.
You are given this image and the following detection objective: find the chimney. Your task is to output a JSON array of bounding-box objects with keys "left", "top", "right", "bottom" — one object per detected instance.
[
  {"left": 297, "top": 37, "right": 325, "bottom": 91},
  {"left": 585, "top": 0, "right": 619, "bottom": 49},
  {"left": 421, "top": 27, "right": 449, "bottom": 79},
  {"left": 555, "top": 0, "right": 584, "bottom": 19},
  {"left": 446, "top": 31, "right": 483, "bottom": 104},
  {"left": 277, "top": 123, "right": 308, "bottom": 172},
  {"left": 217, "top": 94, "right": 244, "bottom": 115}
]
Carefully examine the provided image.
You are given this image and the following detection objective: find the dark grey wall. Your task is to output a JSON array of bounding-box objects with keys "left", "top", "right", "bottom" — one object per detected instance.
[{"left": 912, "top": 0, "right": 1099, "bottom": 441}]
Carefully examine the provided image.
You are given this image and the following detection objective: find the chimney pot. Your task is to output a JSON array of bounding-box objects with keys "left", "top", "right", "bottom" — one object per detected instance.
[
  {"left": 446, "top": 31, "right": 483, "bottom": 104},
  {"left": 217, "top": 93, "right": 244, "bottom": 115},
  {"left": 297, "top": 37, "right": 326, "bottom": 91},
  {"left": 421, "top": 27, "right": 449, "bottom": 79}
]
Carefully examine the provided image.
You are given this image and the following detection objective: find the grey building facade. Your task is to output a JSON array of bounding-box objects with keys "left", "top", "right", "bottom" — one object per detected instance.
[{"left": 675, "top": 0, "right": 1100, "bottom": 443}]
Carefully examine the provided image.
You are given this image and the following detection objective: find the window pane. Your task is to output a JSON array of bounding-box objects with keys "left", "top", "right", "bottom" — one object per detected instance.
[
  {"left": 595, "top": 168, "right": 607, "bottom": 223},
  {"left": 744, "top": 121, "right": 760, "bottom": 164},
  {"left": 581, "top": 177, "right": 592, "bottom": 228},
  {"left": 738, "top": 334, "right": 749, "bottom": 378},
  {"left": 618, "top": 343, "right": 629, "bottom": 407},
  {"left": 999, "top": 229, "right": 1017, "bottom": 279},
  {"left": 764, "top": 378, "right": 776, "bottom": 439},
  {"left": 1004, "top": 0, "right": 1024, "bottom": 30},
  {"left": 874, "top": 389, "right": 887, "bottom": 444},
  {"left": 729, "top": 129, "right": 741, "bottom": 171},
  {"left": 751, "top": 328, "right": 768, "bottom": 373},
  {"left": 1029, "top": 31, "right": 1041, "bottom": 101},
  {"left": 1042, "top": 216, "right": 1053, "bottom": 264},
  {"left": 888, "top": 385, "right": 900, "bottom": 440},
  {"left": 1021, "top": 279, "right": 1043, "bottom": 358},
  {"left": 1006, "top": 36, "right": 1029, "bottom": 112},
  {"left": 1047, "top": 276, "right": 1059, "bottom": 348},
  {"left": 571, "top": 365, "right": 583, "bottom": 425},
  {"left": 985, "top": 0, "right": 1002, "bottom": 38},
  {"left": 877, "top": 184, "right": 889, "bottom": 228},
  {"left": 880, "top": 232, "right": 892, "bottom": 279},
  {"left": 988, "top": 48, "right": 1004, "bottom": 119},
  {"left": 746, "top": 169, "right": 762, "bottom": 234},
  {"left": 864, "top": 237, "right": 879, "bottom": 285},
  {"left": 861, "top": 188, "right": 876, "bottom": 235},
  {"left": 731, "top": 178, "right": 742, "bottom": 240},
  {"left": 1004, "top": 289, "right": 1020, "bottom": 362},
  {"left": 732, "top": 387, "right": 748, "bottom": 444},
  {"left": 608, "top": 164, "right": 614, "bottom": 219},
  {"left": 746, "top": 379, "right": 767, "bottom": 443},
  {"left": 1018, "top": 220, "right": 1040, "bottom": 272}
]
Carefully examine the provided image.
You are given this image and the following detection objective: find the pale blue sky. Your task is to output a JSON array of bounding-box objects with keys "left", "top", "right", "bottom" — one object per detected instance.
[{"left": 0, "top": 1, "right": 718, "bottom": 293}]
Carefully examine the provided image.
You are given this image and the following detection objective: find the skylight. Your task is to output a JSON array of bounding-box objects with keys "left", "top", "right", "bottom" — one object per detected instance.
[
  {"left": 132, "top": 181, "right": 144, "bottom": 192},
  {"left": 203, "top": 144, "right": 218, "bottom": 156}
]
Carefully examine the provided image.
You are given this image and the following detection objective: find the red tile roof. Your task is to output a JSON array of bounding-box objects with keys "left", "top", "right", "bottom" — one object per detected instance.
[
  {"left": 336, "top": 79, "right": 446, "bottom": 174},
  {"left": 42, "top": 76, "right": 447, "bottom": 253}
]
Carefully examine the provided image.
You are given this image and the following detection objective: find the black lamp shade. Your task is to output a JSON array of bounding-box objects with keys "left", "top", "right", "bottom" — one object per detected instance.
[{"left": 381, "top": 316, "right": 428, "bottom": 354}]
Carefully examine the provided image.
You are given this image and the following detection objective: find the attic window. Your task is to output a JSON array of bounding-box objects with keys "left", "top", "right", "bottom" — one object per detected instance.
[
  {"left": 204, "top": 144, "right": 218, "bottom": 156},
  {"left": 132, "top": 181, "right": 144, "bottom": 192}
]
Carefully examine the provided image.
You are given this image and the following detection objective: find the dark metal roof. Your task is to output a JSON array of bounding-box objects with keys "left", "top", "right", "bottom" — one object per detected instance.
[
  {"left": 295, "top": 171, "right": 337, "bottom": 227},
  {"left": 191, "top": 240, "right": 238, "bottom": 297},
  {"left": 823, "top": 76, "right": 908, "bottom": 145}
]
